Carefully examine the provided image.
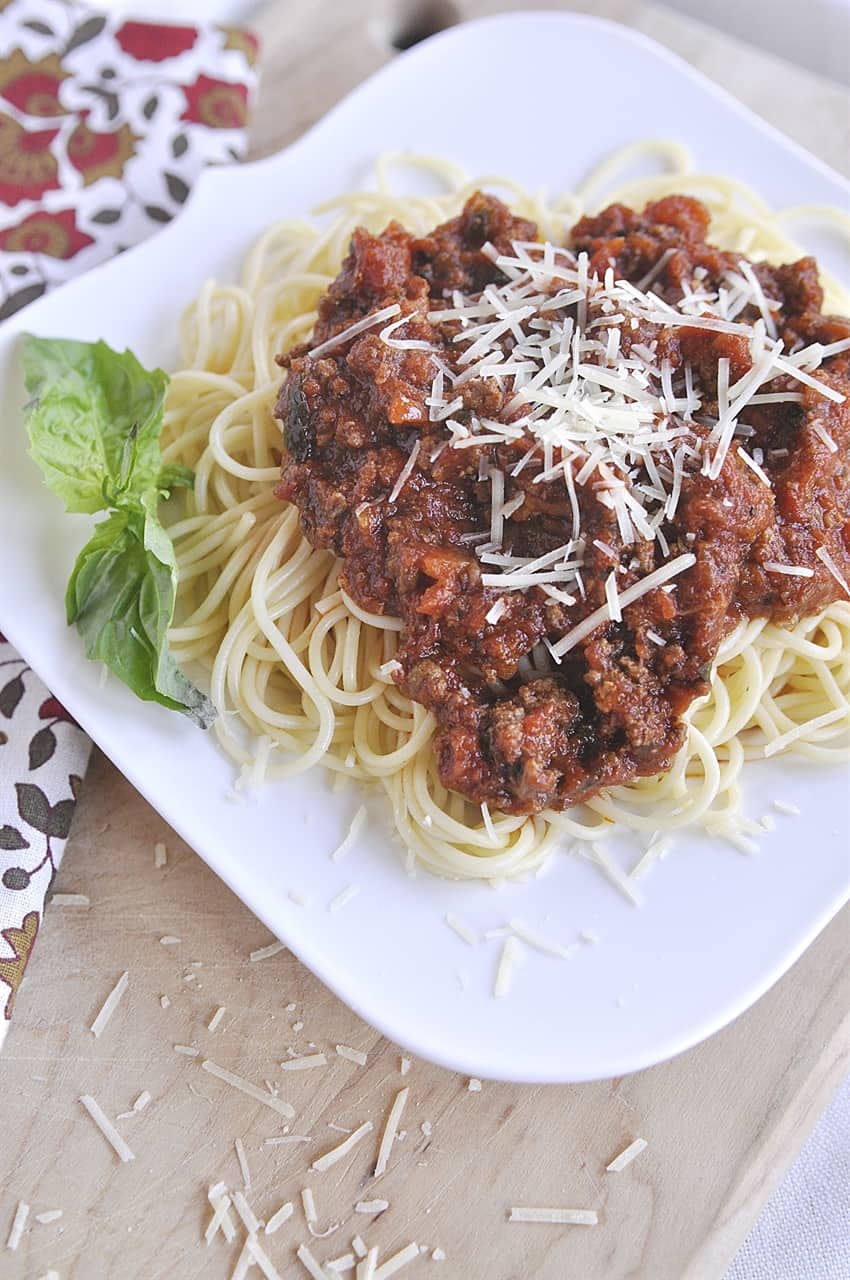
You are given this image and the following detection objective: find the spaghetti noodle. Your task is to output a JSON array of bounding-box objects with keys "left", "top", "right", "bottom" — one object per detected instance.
[{"left": 161, "top": 142, "right": 850, "bottom": 880}]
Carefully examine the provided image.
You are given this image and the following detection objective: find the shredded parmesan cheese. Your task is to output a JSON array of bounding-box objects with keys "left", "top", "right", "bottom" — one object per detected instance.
[
  {"left": 508, "top": 1207, "right": 598, "bottom": 1225},
  {"left": 312, "top": 1120, "right": 374, "bottom": 1171},
  {"left": 356, "top": 1246, "right": 379, "bottom": 1280},
  {"left": 329, "top": 884, "right": 360, "bottom": 913},
  {"left": 331, "top": 806, "right": 368, "bottom": 861},
  {"left": 78, "top": 1094, "right": 135, "bottom": 1163},
  {"left": 773, "top": 799, "right": 801, "bottom": 816},
  {"left": 467, "top": 1078, "right": 482, "bottom": 1093},
  {"left": 90, "top": 970, "right": 129, "bottom": 1038},
  {"left": 265, "top": 1201, "right": 294, "bottom": 1235},
  {"left": 301, "top": 1186, "right": 317, "bottom": 1224},
  {"left": 232, "top": 1189, "right": 262, "bottom": 1235},
  {"left": 816, "top": 544, "right": 850, "bottom": 597},
  {"left": 6, "top": 1201, "right": 28, "bottom": 1251},
  {"left": 309, "top": 303, "right": 401, "bottom": 359},
  {"left": 208, "top": 1006, "right": 226, "bottom": 1032},
  {"left": 200, "top": 1059, "right": 295, "bottom": 1118},
  {"left": 282, "top": 1053, "right": 327, "bottom": 1071},
  {"left": 508, "top": 917, "right": 576, "bottom": 959},
  {"left": 494, "top": 936, "right": 522, "bottom": 998},
  {"left": 33, "top": 1210, "right": 63, "bottom": 1225},
  {"left": 297, "top": 1242, "right": 328, "bottom": 1280},
  {"left": 388, "top": 439, "right": 421, "bottom": 504},
  {"left": 374, "top": 1087, "right": 409, "bottom": 1177},
  {"left": 374, "top": 1242, "right": 420, "bottom": 1278},
  {"left": 336, "top": 1044, "right": 368, "bottom": 1066},
  {"left": 159, "top": 936, "right": 181, "bottom": 946},
  {"left": 235, "top": 1136, "right": 251, "bottom": 1190},
  {"left": 355, "top": 1200, "right": 389, "bottom": 1215},
  {"left": 49, "top": 893, "right": 89, "bottom": 907},
  {"left": 154, "top": 841, "right": 167, "bottom": 868},
  {"left": 247, "top": 1236, "right": 283, "bottom": 1280},
  {"left": 249, "top": 939, "right": 285, "bottom": 962},
  {"left": 607, "top": 1137, "right": 648, "bottom": 1172},
  {"left": 445, "top": 914, "right": 478, "bottom": 946}
]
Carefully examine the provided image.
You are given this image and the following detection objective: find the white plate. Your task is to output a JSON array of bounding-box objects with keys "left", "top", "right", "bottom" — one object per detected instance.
[{"left": 0, "top": 12, "right": 848, "bottom": 1083}]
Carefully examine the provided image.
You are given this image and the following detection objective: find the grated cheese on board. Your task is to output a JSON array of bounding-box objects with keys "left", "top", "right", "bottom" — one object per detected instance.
[
  {"left": 200, "top": 1059, "right": 294, "bottom": 1118},
  {"left": 374, "top": 1087, "right": 409, "bottom": 1177},
  {"left": 264, "top": 1201, "right": 294, "bottom": 1235},
  {"left": 312, "top": 1120, "right": 374, "bottom": 1171},
  {"left": 374, "top": 1242, "right": 421, "bottom": 1278},
  {"left": 297, "top": 1242, "right": 327, "bottom": 1280},
  {"left": 249, "top": 939, "right": 285, "bottom": 962},
  {"left": 50, "top": 893, "right": 89, "bottom": 907},
  {"left": 231, "top": 1189, "right": 262, "bottom": 1235},
  {"left": 154, "top": 841, "right": 167, "bottom": 867},
  {"left": 78, "top": 1095, "right": 135, "bottom": 1162},
  {"left": 356, "top": 1246, "right": 379, "bottom": 1280},
  {"left": 336, "top": 1044, "right": 368, "bottom": 1066},
  {"left": 509, "top": 1207, "right": 598, "bottom": 1225},
  {"left": 33, "top": 1210, "right": 62, "bottom": 1225},
  {"left": 207, "top": 1006, "right": 226, "bottom": 1032},
  {"left": 606, "top": 1137, "right": 648, "bottom": 1172},
  {"left": 355, "top": 1200, "right": 389, "bottom": 1215},
  {"left": 6, "top": 1201, "right": 28, "bottom": 1251},
  {"left": 90, "top": 970, "right": 129, "bottom": 1038},
  {"left": 235, "top": 1137, "right": 251, "bottom": 1190},
  {"left": 282, "top": 1054, "right": 327, "bottom": 1071},
  {"left": 301, "top": 1186, "right": 317, "bottom": 1224}
]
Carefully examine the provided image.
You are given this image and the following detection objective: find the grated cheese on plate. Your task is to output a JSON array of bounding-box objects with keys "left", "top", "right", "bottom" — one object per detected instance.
[{"left": 331, "top": 806, "right": 368, "bottom": 862}]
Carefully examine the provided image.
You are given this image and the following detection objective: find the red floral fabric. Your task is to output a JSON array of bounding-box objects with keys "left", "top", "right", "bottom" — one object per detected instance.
[
  {"left": 0, "top": 0, "right": 259, "bottom": 320},
  {"left": 0, "top": 0, "right": 259, "bottom": 1045}
]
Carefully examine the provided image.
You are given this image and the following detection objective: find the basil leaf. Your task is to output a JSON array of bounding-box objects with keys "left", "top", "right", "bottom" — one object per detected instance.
[
  {"left": 22, "top": 335, "right": 169, "bottom": 512},
  {"left": 67, "top": 507, "right": 216, "bottom": 728},
  {"left": 157, "top": 461, "right": 195, "bottom": 494},
  {"left": 22, "top": 334, "right": 215, "bottom": 729}
]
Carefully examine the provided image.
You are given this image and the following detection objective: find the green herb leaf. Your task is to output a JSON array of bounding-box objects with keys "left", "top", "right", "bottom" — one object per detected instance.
[
  {"left": 157, "top": 461, "right": 195, "bottom": 494},
  {"left": 22, "top": 335, "right": 169, "bottom": 513},
  {"left": 22, "top": 335, "right": 215, "bottom": 728},
  {"left": 66, "top": 508, "right": 215, "bottom": 728}
]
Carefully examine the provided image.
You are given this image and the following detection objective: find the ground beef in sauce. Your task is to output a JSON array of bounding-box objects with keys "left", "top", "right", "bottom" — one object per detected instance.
[{"left": 274, "top": 192, "right": 850, "bottom": 816}]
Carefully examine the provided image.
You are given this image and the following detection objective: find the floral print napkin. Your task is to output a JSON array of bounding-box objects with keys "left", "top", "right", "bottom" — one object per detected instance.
[{"left": 0, "top": 0, "right": 259, "bottom": 1046}]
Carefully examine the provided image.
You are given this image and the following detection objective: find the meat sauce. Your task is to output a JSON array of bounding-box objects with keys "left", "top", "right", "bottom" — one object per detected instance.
[{"left": 275, "top": 193, "right": 850, "bottom": 815}]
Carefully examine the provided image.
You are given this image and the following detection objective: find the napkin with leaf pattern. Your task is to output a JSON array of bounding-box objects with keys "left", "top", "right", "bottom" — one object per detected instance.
[{"left": 0, "top": 0, "right": 259, "bottom": 1047}]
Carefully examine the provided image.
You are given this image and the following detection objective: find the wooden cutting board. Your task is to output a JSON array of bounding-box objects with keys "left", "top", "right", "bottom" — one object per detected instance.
[{"left": 2, "top": 4, "right": 848, "bottom": 1278}]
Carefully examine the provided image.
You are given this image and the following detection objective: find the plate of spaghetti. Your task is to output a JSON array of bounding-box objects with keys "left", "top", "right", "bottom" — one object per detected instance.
[{"left": 0, "top": 12, "right": 848, "bottom": 1081}]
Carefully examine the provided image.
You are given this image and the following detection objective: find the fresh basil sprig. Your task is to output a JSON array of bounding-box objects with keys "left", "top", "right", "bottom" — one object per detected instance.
[{"left": 22, "top": 335, "right": 216, "bottom": 728}]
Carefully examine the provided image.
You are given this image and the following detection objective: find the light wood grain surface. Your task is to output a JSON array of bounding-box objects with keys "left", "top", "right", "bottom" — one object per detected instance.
[{"left": 2, "top": 4, "right": 849, "bottom": 1279}]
